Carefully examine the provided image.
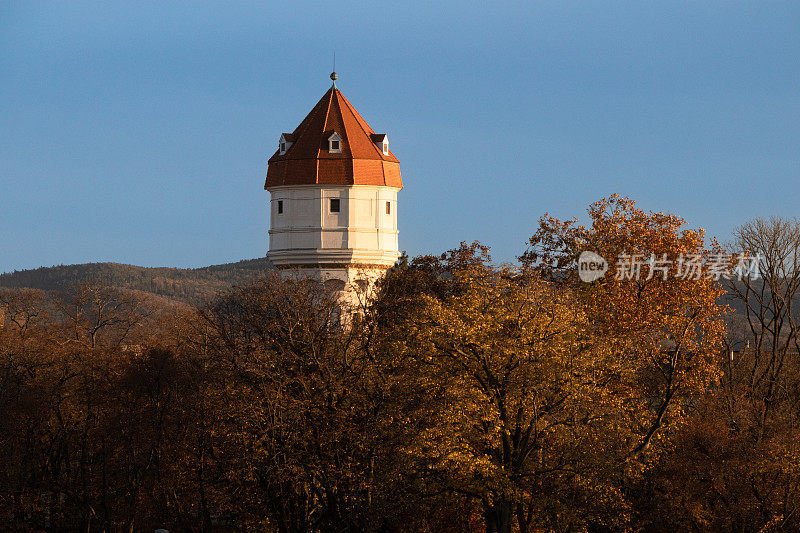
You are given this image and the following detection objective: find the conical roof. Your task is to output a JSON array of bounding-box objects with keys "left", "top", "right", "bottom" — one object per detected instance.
[{"left": 265, "top": 87, "right": 403, "bottom": 189}]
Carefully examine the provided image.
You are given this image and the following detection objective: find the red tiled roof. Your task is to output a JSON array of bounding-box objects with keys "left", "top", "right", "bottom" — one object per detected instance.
[{"left": 265, "top": 87, "right": 402, "bottom": 189}]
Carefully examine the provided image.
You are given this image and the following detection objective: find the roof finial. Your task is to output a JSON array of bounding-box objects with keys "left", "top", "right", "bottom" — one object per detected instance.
[{"left": 330, "top": 52, "right": 337, "bottom": 89}]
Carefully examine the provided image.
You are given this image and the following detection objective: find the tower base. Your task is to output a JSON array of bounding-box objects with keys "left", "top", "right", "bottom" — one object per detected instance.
[{"left": 275, "top": 264, "right": 391, "bottom": 309}]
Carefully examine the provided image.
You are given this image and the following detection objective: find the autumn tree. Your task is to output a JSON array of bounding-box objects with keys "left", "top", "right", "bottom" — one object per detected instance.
[
  {"left": 379, "top": 244, "right": 619, "bottom": 532},
  {"left": 642, "top": 216, "right": 800, "bottom": 531},
  {"left": 0, "top": 284, "right": 203, "bottom": 531},
  {"left": 523, "top": 196, "right": 725, "bottom": 455},
  {"left": 377, "top": 196, "right": 725, "bottom": 533},
  {"left": 199, "top": 274, "right": 425, "bottom": 532},
  {"left": 0, "top": 288, "right": 58, "bottom": 527}
]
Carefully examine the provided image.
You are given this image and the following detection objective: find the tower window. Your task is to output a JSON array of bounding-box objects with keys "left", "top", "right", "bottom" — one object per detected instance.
[
  {"left": 278, "top": 133, "right": 293, "bottom": 155},
  {"left": 328, "top": 132, "right": 343, "bottom": 153},
  {"left": 386, "top": 201, "right": 391, "bottom": 215},
  {"left": 277, "top": 200, "right": 283, "bottom": 214},
  {"left": 371, "top": 133, "right": 389, "bottom": 155},
  {"left": 330, "top": 198, "right": 340, "bottom": 213}
]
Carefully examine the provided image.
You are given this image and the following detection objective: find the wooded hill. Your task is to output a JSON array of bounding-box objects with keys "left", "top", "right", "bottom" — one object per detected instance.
[
  {"left": 0, "top": 256, "right": 758, "bottom": 317},
  {"left": 0, "top": 258, "right": 275, "bottom": 305}
]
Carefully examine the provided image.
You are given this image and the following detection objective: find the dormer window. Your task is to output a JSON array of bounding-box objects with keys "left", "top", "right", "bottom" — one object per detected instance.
[
  {"left": 371, "top": 133, "right": 389, "bottom": 155},
  {"left": 328, "top": 132, "right": 343, "bottom": 153},
  {"left": 278, "top": 133, "right": 294, "bottom": 155}
]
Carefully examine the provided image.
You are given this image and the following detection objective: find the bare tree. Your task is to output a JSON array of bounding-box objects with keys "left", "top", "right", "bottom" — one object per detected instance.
[
  {"left": 56, "top": 283, "right": 151, "bottom": 349},
  {"left": 727, "top": 217, "right": 800, "bottom": 434}
]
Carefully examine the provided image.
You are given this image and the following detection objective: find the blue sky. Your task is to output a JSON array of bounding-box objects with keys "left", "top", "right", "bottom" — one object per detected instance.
[{"left": 1, "top": 1, "right": 798, "bottom": 272}]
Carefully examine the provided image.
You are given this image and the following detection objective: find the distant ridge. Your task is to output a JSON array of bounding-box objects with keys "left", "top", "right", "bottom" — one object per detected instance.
[{"left": 0, "top": 258, "right": 276, "bottom": 305}]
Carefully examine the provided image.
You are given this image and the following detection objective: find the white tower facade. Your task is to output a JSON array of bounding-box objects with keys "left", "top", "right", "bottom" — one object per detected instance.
[{"left": 264, "top": 76, "right": 403, "bottom": 293}]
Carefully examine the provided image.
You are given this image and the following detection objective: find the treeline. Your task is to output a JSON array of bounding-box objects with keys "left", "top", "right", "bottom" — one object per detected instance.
[
  {"left": 0, "top": 258, "right": 275, "bottom": 305},
  {"left": 2, "top": 197, "right": 800, "bottom": 532}
]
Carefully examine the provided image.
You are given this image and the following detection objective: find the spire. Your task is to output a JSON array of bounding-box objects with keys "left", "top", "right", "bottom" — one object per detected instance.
[{"left": 330, "top": 52, "right": 338, "bottom": 89}]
